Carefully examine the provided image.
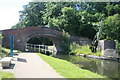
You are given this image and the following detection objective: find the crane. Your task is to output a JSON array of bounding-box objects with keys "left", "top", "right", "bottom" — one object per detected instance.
[{"left": 90, "top": 21, "right": 103, "bottom": 53}]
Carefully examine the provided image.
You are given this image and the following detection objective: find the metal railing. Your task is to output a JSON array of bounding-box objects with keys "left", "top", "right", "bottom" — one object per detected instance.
[{"left": 26, "top": 43, "right": 57, "bottom": 55}]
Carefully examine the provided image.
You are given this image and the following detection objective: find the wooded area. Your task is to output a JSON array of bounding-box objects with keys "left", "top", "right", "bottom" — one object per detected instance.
[{"left": 12, "top": 2, "right": 120, "bottom": 42}]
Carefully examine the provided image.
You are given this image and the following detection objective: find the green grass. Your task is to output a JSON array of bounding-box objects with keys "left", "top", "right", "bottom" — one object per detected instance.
[
  {"left": 0, "top": 71, "right": 14, "bottom": 78},
  {"left": 0, "top": 52, "right": 5, "bottom": 58},
  {"left": 37, "top": 53, "right": 106, "bottom": 78},
  {"left": 70, "top": 44, "right": 102, "bottom": 56},
  {"left": 0, "top": 48, "right": 14, "bottom": 79},
  {"left": 1, "top": 47, "right": 20, "bottom": 53},
  {"left": 0, "top": 47, "right": 10, "bottom": 58},
  {"left": 0, "top": 47, "right": 20, "bottom": 58},
  {"left": 1, "top": 47, "right": 10, "bottom": 53}
]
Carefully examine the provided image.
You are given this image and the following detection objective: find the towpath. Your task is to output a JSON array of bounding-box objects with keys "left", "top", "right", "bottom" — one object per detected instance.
[{"left": 13, "top": 53, "right": 63, "bottom": 78}]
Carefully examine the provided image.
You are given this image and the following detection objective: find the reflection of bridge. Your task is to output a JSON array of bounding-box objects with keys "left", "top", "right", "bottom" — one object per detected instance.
[{"left": 1, "top": 26, "right": 90, "bottom": 54}]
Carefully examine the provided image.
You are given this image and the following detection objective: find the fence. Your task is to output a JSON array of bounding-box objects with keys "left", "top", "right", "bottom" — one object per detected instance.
[{"left": 26, "top": 43, "right": 57, "bottom": 55}]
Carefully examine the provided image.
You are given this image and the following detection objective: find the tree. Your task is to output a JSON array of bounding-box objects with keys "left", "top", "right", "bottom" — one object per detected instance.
[
  {"left": 41, "top": 2, "right": 77, "bottom": 28},
  {"left": 12, "top": 2, "right": 46, "bottom": 28},
  {"left": 106, "top": 2, "right": 120, "bottom": 16},
  {"left": 42, "top": 4, "right": 96, "bottom": 39},
  {"left": 12, "top": 2, "right": 120, "bottom": 41},
  {"left": 102, "top": 14, "right": 120, "bottom": 41}
]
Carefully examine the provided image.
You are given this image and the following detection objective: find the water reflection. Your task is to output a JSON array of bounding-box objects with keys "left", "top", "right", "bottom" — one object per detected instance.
[{"left": 53, "top": 55, "right": 120, "bottom": 78}]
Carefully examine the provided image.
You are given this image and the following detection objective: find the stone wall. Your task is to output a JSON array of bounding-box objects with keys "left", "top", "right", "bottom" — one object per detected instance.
[
  {"left": 69, "top": 36, "right": 91, "bottom": 45},
  {"left": 102, "top": 49, "right": 119, "bottom": 57},
  {"left": 2, "top": 26, "right": 62, "bottom": 52},
  {"left": 0, "top": 30, "right": 2, "bottom": 45}
]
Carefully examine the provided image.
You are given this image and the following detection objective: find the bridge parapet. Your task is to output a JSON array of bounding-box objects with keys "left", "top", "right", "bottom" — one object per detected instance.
[{"left": 0, "top": 30, "right": 2, "bottom": 45}]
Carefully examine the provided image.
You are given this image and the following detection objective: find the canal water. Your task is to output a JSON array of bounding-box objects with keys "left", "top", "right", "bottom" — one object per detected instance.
[{"left": 53, "top": 55, "right": 120, "bottom": 78}]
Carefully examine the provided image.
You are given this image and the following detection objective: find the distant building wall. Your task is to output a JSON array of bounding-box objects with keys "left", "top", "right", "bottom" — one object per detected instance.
[
  {"left": 98, "top": 40, "right": 118, "bottom": 57},
  {"left": 98, "top": 40, "right": 116, "bottom": 50}
]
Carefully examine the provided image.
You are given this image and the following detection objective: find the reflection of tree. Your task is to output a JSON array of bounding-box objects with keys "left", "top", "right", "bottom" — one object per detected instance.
[
  {"left": 54, "top": 55, "right": 120, "bottom": 78},
  {"left": 98, "top": 60, "right": 119, "bottom": 78},
  {"left": 56, "top": 55, "right": 102, "bottom": 73}
]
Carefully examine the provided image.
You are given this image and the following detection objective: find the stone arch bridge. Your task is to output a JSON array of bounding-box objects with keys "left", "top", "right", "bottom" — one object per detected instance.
[{"left": 1, "top": 26, "right": 90, "bottom": 54}]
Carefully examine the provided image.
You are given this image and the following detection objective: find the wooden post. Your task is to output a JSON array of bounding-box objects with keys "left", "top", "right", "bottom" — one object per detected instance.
[
  {"left": 52, "top": 46, "right": 54, "bottom": 55},
  {"left": 44, "top": 45, "right": 46, "bottom": 54},
  {"left": 40, "top": 45, "right": 41, "bottom": 52},
  {"left": 39, "top": 45, "right": 40, "bottom": 52},
  {"left": 34, "top": 45, "right": 35, "bottom": 51},
  {"left": 30, "top": 44, "right": 32, "bottom": 51}
]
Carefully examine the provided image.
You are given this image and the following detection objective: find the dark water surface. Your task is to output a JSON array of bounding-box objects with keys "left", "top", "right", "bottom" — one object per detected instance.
[{"left": 53, "top": 55, "right": 120, "bottom": 78}]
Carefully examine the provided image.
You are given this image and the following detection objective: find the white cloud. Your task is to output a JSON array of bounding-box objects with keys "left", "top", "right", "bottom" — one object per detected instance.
[{"left": 0, "top": 7, "right": 19, "bottom": 30}]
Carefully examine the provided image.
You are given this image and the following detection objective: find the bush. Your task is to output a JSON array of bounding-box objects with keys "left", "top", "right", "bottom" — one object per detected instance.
[
  {"left": 70, "top": 42, "right": 102, "bottom": 56},
  {"left": 115, "top": 40, "right": 120, "bottom": 54},
  {"left": 60, "top": 30, "right": 71, "bottom": 54}
]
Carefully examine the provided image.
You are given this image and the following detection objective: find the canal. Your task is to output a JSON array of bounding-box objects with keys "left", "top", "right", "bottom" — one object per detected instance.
[{"left": 53, "top": 55, "right": 120, "bottom": 78}]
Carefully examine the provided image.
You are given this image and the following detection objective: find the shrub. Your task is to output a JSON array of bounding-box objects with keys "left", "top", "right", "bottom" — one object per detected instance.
[
  {"left": 70, "top": 42, "right": 102, "bottom": 56},
  {"left": 60, "top": 30, "right": 71, "bottom": 54},
  {"left": 115, "top": 40, "right": 120, "bottom": 54}
]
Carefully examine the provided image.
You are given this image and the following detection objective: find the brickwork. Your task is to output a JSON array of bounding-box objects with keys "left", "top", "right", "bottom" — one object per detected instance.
[
  {"left": 0, "top": 30, "right": 2, "bottom": 45},
  {"left": 1, "top": 26, "right": 90, "bottom": 54}
]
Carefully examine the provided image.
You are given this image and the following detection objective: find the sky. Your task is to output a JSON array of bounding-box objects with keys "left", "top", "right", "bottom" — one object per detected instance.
[{"left": 0, "top": 0, "right": 32, "bottom": 30}]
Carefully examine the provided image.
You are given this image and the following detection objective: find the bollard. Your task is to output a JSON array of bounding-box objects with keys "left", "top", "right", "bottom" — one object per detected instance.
[{"left": 10, "top": 35, "right": 13, "bottom": 57}]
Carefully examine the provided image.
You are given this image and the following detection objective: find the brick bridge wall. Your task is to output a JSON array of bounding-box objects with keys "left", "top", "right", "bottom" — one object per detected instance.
[{"left": 1, "top": 26, "right": 90, "bottom": 54}]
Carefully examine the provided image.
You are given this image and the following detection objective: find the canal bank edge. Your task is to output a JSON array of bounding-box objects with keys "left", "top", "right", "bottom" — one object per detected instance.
[{"left": 74, "top": 53, "right": 120, "bottom": 61}]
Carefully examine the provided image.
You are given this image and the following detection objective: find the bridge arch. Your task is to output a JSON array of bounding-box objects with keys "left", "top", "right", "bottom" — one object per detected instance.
[
  {"left": 2, "top": 26, "right": 62, "bottom": 53},
  {"left": 25, "top": 32, "right": 62, "bottom": 53},
  {"left": 1, "top": 26, "right": 90, "bottom": 54}
]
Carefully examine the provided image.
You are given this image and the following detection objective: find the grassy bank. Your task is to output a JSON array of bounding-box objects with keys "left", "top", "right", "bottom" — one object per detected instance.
[
  {"left": 70, "top": 43, "right": 102, "bottom": 56},
  {"left": 37, "top": 53, "right": 106, "bottom": 78},
  {"left": 0, "top": 47, "right": 10, "bottom": 59},
  {"left": 1, "top": 47, "right": 20, "bottom": 53},
  {"left": 0, "top": 47, "right": 14, "bottom": 79},
  {"left": 1, "top": 47, "right": 10, "bottom": 53},
  {"left": 0, "top": 71, "right": 14, "bottom": 78},
  {"left": 0, "top": 47, "right": 20, "bottom": 58}
]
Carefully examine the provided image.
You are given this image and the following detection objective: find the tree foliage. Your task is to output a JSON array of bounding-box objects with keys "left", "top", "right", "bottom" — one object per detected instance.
[
  {"left": 60, "top": 30, "right": 71, "bottom": 54},
  {"left": 12, "top": 2, "right": 120, "bottom": 41},
  {"left": 102, "top": 14, "right": 120, "bottom": 40},
  {"left": 12, "top": 2, "right": 46, "bottom": 28}
]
